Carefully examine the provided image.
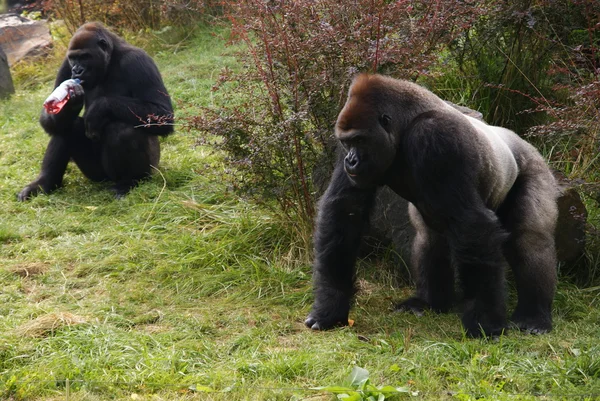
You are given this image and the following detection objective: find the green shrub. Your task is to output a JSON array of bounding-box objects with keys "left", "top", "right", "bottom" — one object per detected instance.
[{"left": 44, "top": 0, "right": 215, "bottom": 33}]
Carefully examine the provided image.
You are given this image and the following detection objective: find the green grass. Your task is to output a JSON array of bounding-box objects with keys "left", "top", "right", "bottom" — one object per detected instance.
[{"left": 1, "top": 25, "right": 600, "bottom": 401}]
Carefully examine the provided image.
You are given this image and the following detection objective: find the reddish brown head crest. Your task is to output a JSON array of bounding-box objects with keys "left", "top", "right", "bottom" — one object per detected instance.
[
  {"left": 69, "top": 23, "right": 107, "bottom": 51},
  {"left": 349, "top": 73, "right": 372, "bottom": 95},
  {"left": 336, "top": 74, "right": 382, "bottom": 135}
]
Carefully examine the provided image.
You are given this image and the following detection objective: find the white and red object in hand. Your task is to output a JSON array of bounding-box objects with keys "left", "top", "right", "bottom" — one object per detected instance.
[{"left": 43, "top": 78, "right": 82, "bottom": 114}]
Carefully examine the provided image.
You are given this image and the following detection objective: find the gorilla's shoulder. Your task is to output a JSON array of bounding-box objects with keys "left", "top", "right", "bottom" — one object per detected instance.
[
  {"left": 116, "top": 45, "right": 157, "bottom": 71},
  {"left": 408, "top": 108, "right": 472, "bottom": 133}
]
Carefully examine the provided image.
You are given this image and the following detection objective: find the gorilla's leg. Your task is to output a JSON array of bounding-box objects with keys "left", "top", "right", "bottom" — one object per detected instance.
[
  {"left": 69, "top": 117, "right": 109, "bottom": 182},
  {"left": 305, "top": 164, "right": 376, "bottom": 330},
  {"left": 101, "top": 122, "right": 160, "bottom": 197},
  {"left": 497, "top": 174, "right": 558, "bottom": 334},
  {"left": 396, "top": 203, "right": 453, "bottom": 314},
  {"left": 449, "top": 207, "right": 509, "bottom": 337}
]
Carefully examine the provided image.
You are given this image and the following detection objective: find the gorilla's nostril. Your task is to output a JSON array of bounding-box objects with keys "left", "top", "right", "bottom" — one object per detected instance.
[
  {"left": 345, "top": 154, "right": 358, "bottom": 167},
  {"left": 344, "top": 158, "right": 358, "bottom": 172}
]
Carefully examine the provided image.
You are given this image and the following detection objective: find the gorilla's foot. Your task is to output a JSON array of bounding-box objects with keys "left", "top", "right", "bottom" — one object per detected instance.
[
  {"left": 110, "top": 179, "right": 140, "bottom": 199},
  {"left": 510, "top": 309, "right": 552, "bottom": 335},
  {"left": 110, "top": 185, "right": 130, "bottom": 199},
  {"left": 395, "top": 297, "right": 430, "bottom": 316}
]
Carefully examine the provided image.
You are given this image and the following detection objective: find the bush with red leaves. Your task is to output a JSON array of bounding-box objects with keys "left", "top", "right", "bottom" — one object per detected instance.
[{"left": 191, "top": 0, "right": 486, "bottom": 234}]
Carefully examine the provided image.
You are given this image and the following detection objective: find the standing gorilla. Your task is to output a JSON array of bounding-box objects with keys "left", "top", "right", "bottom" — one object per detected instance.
[
  {"left": 305, "top": 74, "right": 559, "bottom": 337},
  {"left": 18, "top": 22, "right": 174, "bottom": 200}
]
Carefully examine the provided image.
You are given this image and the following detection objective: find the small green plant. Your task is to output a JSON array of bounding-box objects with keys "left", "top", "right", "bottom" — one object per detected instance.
[{"left": 316, "top": 366, "right": 411, "bottom": 400}]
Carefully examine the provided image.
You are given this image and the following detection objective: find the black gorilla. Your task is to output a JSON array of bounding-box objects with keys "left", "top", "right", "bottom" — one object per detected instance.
[
  {"left": 18, "top": 22, "right": 174, "bottom": 200},
  {"left": 305, "top": 74, "right": 559, "bottom": 337}
]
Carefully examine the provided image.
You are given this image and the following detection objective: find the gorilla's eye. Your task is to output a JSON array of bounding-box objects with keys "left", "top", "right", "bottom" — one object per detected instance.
[
  {"left": 98, "top": 38, "right": 109, "bottom": 51},
  {"left": 379, "top": 114, "right": 391, "bottom": 129}
]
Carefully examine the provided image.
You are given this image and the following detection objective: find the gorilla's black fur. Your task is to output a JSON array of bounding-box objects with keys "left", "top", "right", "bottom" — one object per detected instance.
[
  {"left": 18, "top": 22, "right": 174, "bottom": 200},
  {"left": 305, "top": 74, "right": 559, "bottom": 337}
]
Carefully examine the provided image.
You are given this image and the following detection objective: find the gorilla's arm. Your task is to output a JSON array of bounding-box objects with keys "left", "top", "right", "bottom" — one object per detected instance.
[
  {"left": 19, "top": 60, "right": 85, "bottom": 201},
  {"left": 305, "top": 161, "right": 376, "bottom": 330},
  {"left": 17, "top": 134, "right": 71, "bottom": 201},
  {"left": 39, "top": 59, "right": 85, "bottom": 136},
  {"left": 84, "top": 50, "right": 174, "bottom": 139}
]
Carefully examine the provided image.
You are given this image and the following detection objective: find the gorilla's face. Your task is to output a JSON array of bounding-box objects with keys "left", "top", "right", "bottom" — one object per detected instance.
[
  {"left": 336, "top": 113, "right": 396, "bottom": 188},
  {"left": 335, "top": 94, "right": 396, "bottom": 188},
  {"left": 67, "top": 32, "right": 112, "bottom": 89}
]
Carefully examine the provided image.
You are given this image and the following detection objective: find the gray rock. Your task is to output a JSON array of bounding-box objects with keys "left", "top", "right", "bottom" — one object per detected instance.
[
  {"left": 554, "top": 173, "right": 587, "bottom": 268},
  {"left": 0, "top": 45, "right": 14, "bottom": 98},
  {"left": 0, "top": 13, "right": 52, "bottom": 66}
]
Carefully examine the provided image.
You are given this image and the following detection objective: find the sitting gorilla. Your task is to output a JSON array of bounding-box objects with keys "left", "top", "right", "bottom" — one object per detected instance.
[
  {"left": 305, "top": 74, "right": 559, "bottom": 337},
  {"left": 18, "top": 22, "right": 174, "bottom": 201}
]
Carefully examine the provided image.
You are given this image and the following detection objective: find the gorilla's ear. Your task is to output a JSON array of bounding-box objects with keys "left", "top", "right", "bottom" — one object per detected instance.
[
  {"left": 379, "top": 114, "right": 391, "bottom": 131},
  {"left": 98, "top": 38, "right": 109, "bottom": 51}
]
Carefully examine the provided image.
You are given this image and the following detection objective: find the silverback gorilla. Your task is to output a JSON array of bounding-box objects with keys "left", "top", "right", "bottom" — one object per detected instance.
[
  {"left": 18, "top": 22, "right": 174, "bottom": 201},
  {"left": 305, "top": 74, "right": 559, "bottom": 337}
]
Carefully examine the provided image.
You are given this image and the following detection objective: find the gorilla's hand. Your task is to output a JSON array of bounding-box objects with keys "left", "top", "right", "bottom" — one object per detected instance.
[
  {"left": 68, "top": 82, "right": 85, "bottom": 101},
  {"left": 61, "top": 82, "right": 85, "bottom": 115},
  {"left": 461, "top": 299, "right": 507, "bottom": 338},
  {"left": 84, "top": 97, "right": 110, "bottom": 141},
  {"left": 304, "top": 313, "right": 348, "bottom": 331},
  {"left": 17, "top": 182, "right": 42, "bottom": 201},
  {"left": 304, "top": 294, "right": 350, "bottom": 331},
  {"left": 17, "top": 178, "right": 60, "bottom": 202}
]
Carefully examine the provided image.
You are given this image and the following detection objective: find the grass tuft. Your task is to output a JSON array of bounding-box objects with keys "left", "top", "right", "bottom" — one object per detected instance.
[
  {"left": 16, "top": 312, "right": 88, "bottom": 338},
  {"left": 8, "top": 262, "right": 51, "bottom": 278}
]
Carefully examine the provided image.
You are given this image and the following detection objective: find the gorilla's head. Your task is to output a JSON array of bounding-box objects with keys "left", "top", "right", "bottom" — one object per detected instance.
[
  {"left": 67, "top": 23, "right": 114, "bottom": 89},
  {"left": 335, "top": 74, "right": 397, "bottom": 188}
]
